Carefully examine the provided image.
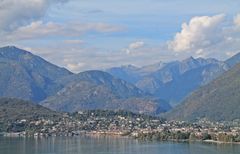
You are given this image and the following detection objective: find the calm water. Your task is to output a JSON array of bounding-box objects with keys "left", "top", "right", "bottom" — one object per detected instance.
[{"left": 0, "top": 136, "right": 240, "bottom": 154}]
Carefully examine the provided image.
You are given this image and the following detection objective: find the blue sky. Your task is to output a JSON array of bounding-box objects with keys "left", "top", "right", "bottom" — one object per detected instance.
[
  {"left": 0, "top": 0, "right": 240, "bottom": 72},
  {"left": 47, "top": 0, "right": 238, "bottom": 45}
]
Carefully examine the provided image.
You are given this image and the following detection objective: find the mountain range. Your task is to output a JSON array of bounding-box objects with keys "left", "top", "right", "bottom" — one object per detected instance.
[
  {"left": 0, "top": 46, "right": 240, "bottom": 119},
  {"left": 41, "top": 70, "right": 171, "bottom": 114},
  {"left": 106, "top": 57, "right": 230, "bottom": 106},
  {"left": 0, "top": 46, "right": 171, "bottom": 115}
]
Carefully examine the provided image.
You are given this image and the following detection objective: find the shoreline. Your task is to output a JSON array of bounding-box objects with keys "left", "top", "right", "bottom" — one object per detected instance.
[
  {"left": 1, "top": 132, "right": 240, "bottom": 145},
  {"left": 203, "top": 140, "right": 240, "bottom": 145}
]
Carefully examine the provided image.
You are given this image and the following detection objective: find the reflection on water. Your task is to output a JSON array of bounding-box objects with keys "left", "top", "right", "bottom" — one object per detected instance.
[{"left": 0, "top": 136, "right": 240, "bottom": 154}]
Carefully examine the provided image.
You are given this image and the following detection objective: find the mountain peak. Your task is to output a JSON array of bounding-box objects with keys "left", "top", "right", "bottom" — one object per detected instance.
[
  {"left": 1, "top": 45, "right": 23, "bottom": 51},
  {"left": 140, "top": 61, "right": 166, "bottom": 73},
  {"left": 0, "top": 46, "right": 32, "bottom": 58},
  {"left": 183, "top": 56, "right": 196, "bottom": 63},
  {"left": 189, "top": 56, "right": 194, "bottom": 59},
  {"left": 3, "top": 45, "right": 17, "bottom": 49},
  {"left": 77, "top": 70, "right": 112, "bottom": 79}
]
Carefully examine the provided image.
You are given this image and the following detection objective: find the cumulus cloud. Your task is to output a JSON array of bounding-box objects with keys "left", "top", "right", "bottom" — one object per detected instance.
[
  {"left": 0, "top": 0, "right": 68, "bottom": 31},
  {"left": 168, "top": 14, "right": 225, "bottom": 52},
  {"left": 125, "top": 41, "right": 145, "bottom": 54},
  {"left": 166, "top": 13, "right": 240, "bottom": 60}
]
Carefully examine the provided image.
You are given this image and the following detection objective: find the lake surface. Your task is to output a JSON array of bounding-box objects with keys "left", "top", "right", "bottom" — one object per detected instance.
[{"left": 0, "top": 136, "right": 240, "bottom": 154}]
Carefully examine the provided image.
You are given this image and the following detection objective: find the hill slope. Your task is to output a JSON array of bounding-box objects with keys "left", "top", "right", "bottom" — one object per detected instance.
[
  {"left": 0, "top": 46, "right": 72, "bottom": 102},
  {"left": 165, "top": 63, "right": 240, "bottom": 121},
  {"left": 42, "top": 71, "right": 171, "bottom": 115},
  {"left": 0, "top": 98, "right": 61, "bottom": 132}
]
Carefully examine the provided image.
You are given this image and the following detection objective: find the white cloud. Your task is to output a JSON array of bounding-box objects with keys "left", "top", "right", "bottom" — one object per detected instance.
[
  {"left": 166, "top": 13, "right": 240, "bottom": 60},
  {"left": 66, "top": 62, "right": 86, "bottom": 72},
  {"left": 1, "top": 21, "right": 124, "bottom": 42},
  {"left": 129, "top": 41, "right": 145, "bottom": 49},
  {"left": 125, "top": 41, "right": 145, "bottom": 54},
  {"left": 20, "top": 13, "right": 240, "bottom": 73},
  {"left": 66, "top": 22, "right": 124, "bottom": 34},
  {"left": 168, "top": 14, "right": 225, "bottom": 52},
  {"left": 2, "top": 11, "right": 240, "bottom": 72},
  {"left": 226, "top": 51, "right": 237, "bottom": 57},
  {"left": 195, "top": 49, "right": 206, "bottom": 58},
  {"left": 5, "top": 21, "right": 63, "bottom": 41},
  {"left": 80, "top": 23, "right": 124, "bottom": 33},
  {"left": 234, "top": 14, "right": 240, "bottom": 27},
  {"left": 0, "top": 0, "right": 68, "bottom": 31}
]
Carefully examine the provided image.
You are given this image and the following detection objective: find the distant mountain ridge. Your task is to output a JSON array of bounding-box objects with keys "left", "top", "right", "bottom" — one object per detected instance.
[
  {"left": 1, "top": 46, "right": 240, "bottom": 117},
  {"left": 107, "top": 57, "right": 229, "bottom": 105},
  {"left": 106, "top": 62, "right": 167, "bottom": 85}
]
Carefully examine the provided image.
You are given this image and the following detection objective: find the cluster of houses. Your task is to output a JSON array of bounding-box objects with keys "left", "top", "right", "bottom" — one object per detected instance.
[{"left": 2, "top": 111, "right": 240, "bottom": 143}]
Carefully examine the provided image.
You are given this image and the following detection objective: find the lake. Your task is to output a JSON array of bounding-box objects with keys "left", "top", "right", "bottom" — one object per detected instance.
[{"left": 0, "top": 136, "right": 240, "bottom": 154}]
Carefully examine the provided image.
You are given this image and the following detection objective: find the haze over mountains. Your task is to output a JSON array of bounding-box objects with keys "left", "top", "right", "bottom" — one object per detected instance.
[{"left": 0, "top": 46, "right": 240, "bottom": 120}]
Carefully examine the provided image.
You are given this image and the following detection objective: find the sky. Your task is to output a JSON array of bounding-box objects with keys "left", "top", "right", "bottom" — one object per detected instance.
[{"left": 0, "top": 0, "right": 240, "bottom": 72}]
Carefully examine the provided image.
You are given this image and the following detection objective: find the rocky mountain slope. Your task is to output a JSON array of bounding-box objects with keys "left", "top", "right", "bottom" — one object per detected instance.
[
  {"left": 225, "top": 52, "right": 240, "bottom": 67},
  {"left": 0, "top": 46, "right": 72, "bottom": 102},
  {"left": 165, "top": 63, "right": 240, "bottom": 121},
  {"left": 41, "top": 70, "right": 171, "bottom": 115}
]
